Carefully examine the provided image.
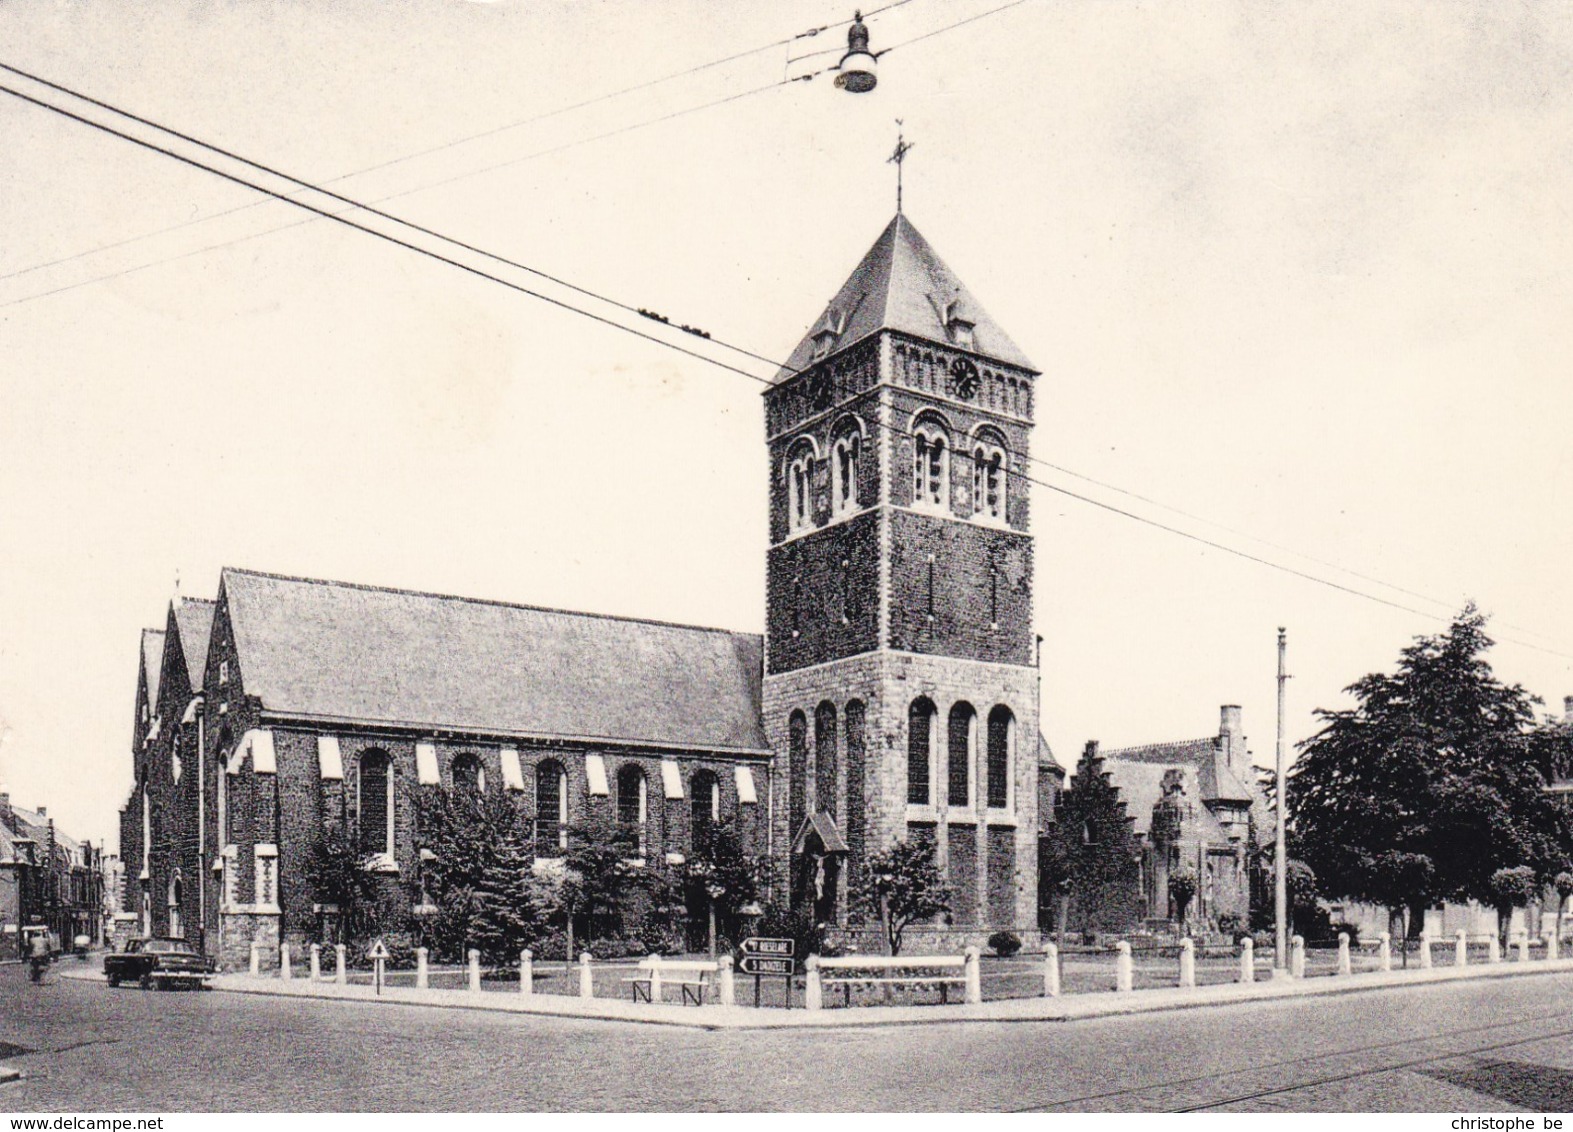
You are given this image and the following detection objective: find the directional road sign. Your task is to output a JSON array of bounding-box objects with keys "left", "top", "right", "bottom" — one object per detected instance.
[
  {"left": 741, "top": 936, "right": 794, "bottom": 957},
  {"left": 739, "top": 955, "right": 794, "bottom": 976}
]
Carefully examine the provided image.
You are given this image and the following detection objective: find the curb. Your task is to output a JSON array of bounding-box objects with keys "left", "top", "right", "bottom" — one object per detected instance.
[
  {"left": 77, "top": 955, "right": 1573, "bottom": 1031},
  {"left": 0, "top": 1066, "right": 20, "bottom": 1084}
]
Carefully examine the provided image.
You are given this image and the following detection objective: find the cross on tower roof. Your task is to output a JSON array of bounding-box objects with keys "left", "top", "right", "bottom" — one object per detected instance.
[{"left": 888, "top": 121, "right": 914, "bottom": 214}]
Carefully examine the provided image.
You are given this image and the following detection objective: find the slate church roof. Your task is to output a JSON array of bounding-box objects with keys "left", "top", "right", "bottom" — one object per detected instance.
[
  {"left": 171, "top": 598, "right": 216, "bottom": 689},
  {"left": 140, "top": 629, "right": 166, "bottom": 707},
  {"left": 773, "top": 213, "right": 1037, "bottom": 381},
  {"left": 220, "top": 568, "right": 770, "bottom": 755}
]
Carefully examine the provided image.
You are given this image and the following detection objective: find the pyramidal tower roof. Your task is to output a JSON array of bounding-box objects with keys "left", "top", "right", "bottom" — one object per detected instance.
[{"left": 773, "top": 213, "right": 1035, "bottom": 383}]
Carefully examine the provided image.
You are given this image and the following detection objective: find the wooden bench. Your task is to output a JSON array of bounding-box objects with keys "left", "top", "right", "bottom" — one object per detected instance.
[
  {"left": 623, "top": 957, "right": 716, "bottom": 1006},
  {"left": 808, "top": 952, "right": 978, "bottom": 1009}
]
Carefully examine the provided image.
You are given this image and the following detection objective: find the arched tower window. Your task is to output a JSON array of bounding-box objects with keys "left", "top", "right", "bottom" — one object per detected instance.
[
  {"left": 452, "top": 752, "right": 485, "bottom": 794},
  {"left": 907, "top": 697, "right": 937, "bottom": 806},
  {"left": 986, "top": 705, "right": 1014, "bottom": 809},
  {"left": 831, "top": 423, "right": 862, "bottom": 517},
  {"left": 948, "top": 702, "right": 977, "bottom": 808},
  {"left": 691, "top": 769, "right": 720, "bottom": 852},
  {"left": 972, "top": 430, "right": 1007, "bottom": 522},
  {"left": 787, "top": 440, "right": 816, "bottom": 534},
  {"left": 815, "top": 701, "right": 838, "bottom": 817},
  {"left": 844, "top": 700, "right": 867, "bottom": 906},
  {"left": 617, "top": 764, "right": 648, "bottom": 857},
  {"left": 789, "top": 710, "right": 808, "bottom": 838},
  {"left": 535, "top": 760, "right": 568, "bottom": 856},
  {"left": 358, "top": 750, "right": 394, "bottom": 859},
  {"left": 912, "top": 417, "right": 950, "bottom": 510}
]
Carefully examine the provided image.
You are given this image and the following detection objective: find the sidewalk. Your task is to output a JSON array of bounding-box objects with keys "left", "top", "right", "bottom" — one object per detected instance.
[{"left": 57, "top": 953, "right": 1573, "bottom": 1031}]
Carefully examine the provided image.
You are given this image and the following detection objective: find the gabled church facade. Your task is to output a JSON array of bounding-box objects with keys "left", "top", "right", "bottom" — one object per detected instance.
[{"left": 120, "top": 215, "right": 1055, "bottom": 967}]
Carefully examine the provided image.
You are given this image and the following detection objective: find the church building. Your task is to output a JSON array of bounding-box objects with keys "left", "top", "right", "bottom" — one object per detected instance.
[{"left": 120, "top": 214, "right": 1057, "bottom": 967}]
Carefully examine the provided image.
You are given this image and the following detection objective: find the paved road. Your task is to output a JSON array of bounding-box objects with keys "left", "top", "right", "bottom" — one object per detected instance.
[{"left": 4, "top": 961, "right": 1573, "bottom": 1111}]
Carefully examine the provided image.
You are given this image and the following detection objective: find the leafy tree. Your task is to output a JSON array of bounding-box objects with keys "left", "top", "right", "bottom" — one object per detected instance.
[
  {"left": 856, "top": 837, "right": 951, "bottom": 956},
  {"left": 1043, "top": 741, "right": 1143, "bottom": 936},
  {"left": 303, "top": 824, "right": 386, "bottom": 946},
  {"left": 416, "top": 784, "right": 542, "bottom": 964},
  {"left": 1167, "top": 869, "right": 1197, "bottom": 927},
  {"left": 1488, "top": 866, "right": 1539, "bottom": 946},
  {"left": 554, "top": 812, "right": 644, "bottom": 955},
  {"left": 1287, "top": 606, "right": 1566, "bottom": 937},
  {"left": 683, "top": 821, "right": 770, "bottom": 951},
  {"left": 1554, "top": 871, "right": 1573, "bottom": 945}
]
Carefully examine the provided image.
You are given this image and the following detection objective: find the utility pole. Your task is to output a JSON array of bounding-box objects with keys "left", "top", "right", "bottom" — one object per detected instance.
[{"left": 1274, "top": 627, "right": 1289, "bottom": 976}]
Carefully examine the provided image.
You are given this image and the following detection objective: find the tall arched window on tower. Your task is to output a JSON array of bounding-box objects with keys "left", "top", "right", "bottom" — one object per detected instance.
[
  {"left": 912, "top": 417, "right": 950, "bottom": 510},
  {"left": 948, "top": 702, "right": 976, "bottom": 809},
  {"left": 787, "top": 440, "right": 816, "bottom": 534},
  {"left": 691, "top": 769, "right": 720, "bottom": 853},
  {"left": 972, "top": 430, "right": 1007, "bottom": 522},
  {"left": 535, "top": 759, "right": 568, "bottom": 856},
  {"left": 830, "top": 422, "right": 862, "bottom": 518},
  {"left": 907, "top": 697, "right": 937, "bottom": 806},
  {"left": 815, "top": 700, "right": 838, "bottom": 817},
  {"left": 986, "top": 705, "right": 1014, "bottom": 810},
  {"left": 789, "top": 711, "right": 808, "bottom": 837},
  {"left": 617, "top": 764, "right": 648, "bottom": 858},
  {"left": 358, "top": 750, "right": 394, "bottom": 861}
]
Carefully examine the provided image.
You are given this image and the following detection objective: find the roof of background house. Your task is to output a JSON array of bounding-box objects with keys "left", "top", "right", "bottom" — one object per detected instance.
[
  {"left": 140, "top": 629, "right": 166, "bottom": 708},
  {"left": 773, "top": 213, "right": 1036, "bottom": 382},
  {"left": 0, "top": 822, "right": 17, "bottom": 865},
  {"left": 1039, "top": 734, "right": 1065, "bottom": 778},
  {"left": 221, "top": 568, "right": 770, "bottom": 754},
  {"left": 1099, "top": 761, "right": 1229, "bottom": 841},
  {"left": 1102, "top": 737, "right": 1255, "bottom": 805},
  {"left": 171, "top": 598, "right": 216, "bottom": 689}
]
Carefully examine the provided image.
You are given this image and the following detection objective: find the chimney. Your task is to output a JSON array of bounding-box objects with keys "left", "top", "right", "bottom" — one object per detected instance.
[
  {"left": 36, "top": 805, "right": 46, "bottom": 817},
  {"left": 1220, "top": 705, "right": 1242, "bottom": 739},
  {"left": 1563, "top": 695, "right": 1573, "bottom": 722}
]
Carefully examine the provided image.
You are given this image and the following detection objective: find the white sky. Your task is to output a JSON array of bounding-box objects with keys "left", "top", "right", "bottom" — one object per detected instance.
[{"left": 2, "top": 0, "right": 1571, "bottom": 847}]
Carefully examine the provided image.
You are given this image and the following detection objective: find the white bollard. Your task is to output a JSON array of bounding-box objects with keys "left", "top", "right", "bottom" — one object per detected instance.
[
  {"left": 648, "top": 955, "right": 664, "bottom": 1004},
  {"left": 1179, "top": 938, "right": 1195, "bottom": 988},
  {"left": 1455, "top": 930, "right": 1468, "bottom": 968},
  {"left": 1238, "top": 937, "right": 1254, "bottom": 983},
  {"left": 309, "top": 943, "right": 321, "bottom": 981},
  {"left": 1546, "top": 930, "right": 1560, "bottom": 962},
  {"left": 1518, "top": 935, "right": 1532, "bottom": 963},
  {"left": 468, "top": 949, "right": 481, "bottom": 993},
  {"left": 335, "top": 944, "right": 347, "bottom": 985},
  {"left": 1418, "top": 931, "right": 1432, "bottom": 970},
  {"left": 249, "top": 942, "right": 261, "bottom": 977},
  {"left": 415, "top": 946, "right": 429, "bottom": 989},
  {"left": 1044, "top": 943, "right": 1061, "bottom": 997},
  {"left": 805, "top": 955, "right": 823, "bottom": 1010},
  {"left": 1115, "top": 941, "right": 1133, "bottom": 993},
  {"left": 579, "top": 952, "right": 594, "bottom": 998},
  {"left": 718, "top": 954, "right": 735, "bottom": 1007},
  {"left": 519, "top": 949, "right": 533, "bottom": 996},
  {"left": 279, "top": 943, "right": 292, "bottom": 981},
  {"left": 1378, "top": 932, "right": 1392, "bottom": 972},
  {"left": 1290, "top": 935, "right": 1305, "bottom": 979},
  {"left": 964, "top": 946, "right": 982, "bottom": 1005},
  {"left": 1337, "top": 933, "right": 1351, "bottom": 976},
  {"left": 1488, "top": 934, "right": 1502, "bottom": 964}
]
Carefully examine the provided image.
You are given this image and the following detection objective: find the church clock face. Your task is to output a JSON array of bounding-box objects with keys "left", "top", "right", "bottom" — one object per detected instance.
[{"left": 949, "top": 357, "right": 980, "bottom": 400}]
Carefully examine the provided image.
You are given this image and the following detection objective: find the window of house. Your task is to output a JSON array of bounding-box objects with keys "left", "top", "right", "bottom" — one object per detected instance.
[
  {"left": 535, "top": 760, "right": 568, "bottom": 856},
  {"left": 948, "top": 702, "right": 976, "bottom": 808},
  {"left": 358, "top": 750, "right": 394, "bottom": 859},
  {"left": 617, "top": 764, "right": 648, "bottom": 858},
  {"left": 912, "top": 425, "right": 949, "bottom": 509},
  {"left": 831, "top": 431, "right": 861, "bottom": 517},
  {"left": 986, "top": 705, "right": 1014, "bottom": 809},
  {"left": 907, "top": 698, "right": 936, "bottom": 806},
  {"left": 972, "top": 442, "right": 1005, "bottom": 521},
  {"left": 787, "top": 442, "right": 815, "bottom": 534}
]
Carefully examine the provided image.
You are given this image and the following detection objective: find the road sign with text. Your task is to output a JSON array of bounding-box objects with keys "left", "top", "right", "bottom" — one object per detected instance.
[
  {"left": 741, "top": 937, "right": 794, "bottom": 957},
  {"left": 739, "top": 955, "right": 794, "bottom": 976}
]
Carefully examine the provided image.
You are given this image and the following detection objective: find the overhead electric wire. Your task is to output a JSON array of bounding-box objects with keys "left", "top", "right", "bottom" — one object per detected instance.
[
  {"left": 0, "top": 0, "right": 921, "bottom": 291},
  {"left": 5, "top": 66, "right": 1568, "bottom": 661}
]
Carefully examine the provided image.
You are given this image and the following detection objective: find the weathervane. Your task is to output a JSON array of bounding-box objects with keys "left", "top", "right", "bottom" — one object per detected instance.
[{"left": 888, "top": 121, "right": 914, "bottom": 214}]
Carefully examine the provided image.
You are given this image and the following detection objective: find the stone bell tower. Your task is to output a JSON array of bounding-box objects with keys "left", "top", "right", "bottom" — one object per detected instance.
[{"left": 762, "top": 213, "right": 1042, "bottom": 941}]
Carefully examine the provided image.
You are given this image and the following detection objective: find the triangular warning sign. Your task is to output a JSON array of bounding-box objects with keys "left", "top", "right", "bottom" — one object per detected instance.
[{"left": 366, "top": 938, "right": 390, "bottom": 961}]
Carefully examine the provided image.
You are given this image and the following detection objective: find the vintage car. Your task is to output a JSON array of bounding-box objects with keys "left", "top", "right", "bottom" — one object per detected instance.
[{"left": 103, "top": 937, "right": 215, "bottom": 989}]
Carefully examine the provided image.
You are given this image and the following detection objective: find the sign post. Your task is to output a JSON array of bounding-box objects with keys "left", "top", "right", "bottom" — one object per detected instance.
[
  {"left": 367, "top": 938, "right": 390, "bottom": 997},
  {"left": 741, "top": 936, "right": 794, "bottom": 1010}
]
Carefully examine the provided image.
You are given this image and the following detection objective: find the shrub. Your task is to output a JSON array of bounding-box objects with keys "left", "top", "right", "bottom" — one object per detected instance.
[
  {"left": 1329, "top": 921, "right": 1361, "bottom": 947},
  {"left": 987, "top": 930, "right": 1022, "bottom": 957},
  {"left": 1215, "top": 912, "right": 1243, "bottom": 939}
]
